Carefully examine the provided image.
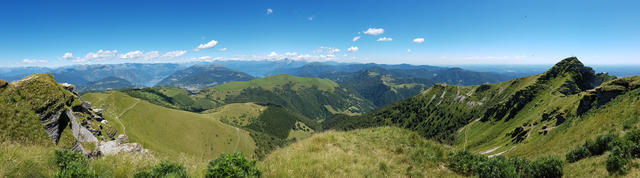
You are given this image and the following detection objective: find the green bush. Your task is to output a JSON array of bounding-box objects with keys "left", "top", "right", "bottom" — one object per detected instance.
[
  {"left": 447, "top": 150, "right": 486, "bottom": 175},
  {"left": 606, "top": 154, "right": 629, "bottom": 174},
  {"left": 589, "top": 133, "right": 615, "bottom": 155},
  {"left": 54, "top": 149, "right": 85, "bottom": 170},
  {"left": 447, "top": 150, "right": 562, "bottom": 178},
  {"left": 205, "top": 152, "right": 261, "bottom": 178},
  {"left": 624, "top": 129, "right": 640, "bottom": 144},
  {"left": 531, "top": 157, "right": 563, "bottom": 178},
  {"left": 134, "top": 161, "right": 188, "bottom": 178},
  {"left": 53, "top": 149, "right": 96, "bottom": 178},
  {"left": 475, "top": 156, "right": 516, "bottom": 178},
  {"left": 565, "top": 145, "right": 591, "bottom": 163}
]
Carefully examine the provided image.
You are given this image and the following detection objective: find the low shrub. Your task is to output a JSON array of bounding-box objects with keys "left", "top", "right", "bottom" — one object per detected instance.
[
  {"left": 53, "top": 149, "right": 96, "bottom": 178},
  {"left": 205, "top": 152, "right": 261, "bottom": 178},
  {"left": 531, "top": 156, "right": 563, "bottom": 178},
  {"left": 134, "top": 161, "right": 188, "bottom": 178},
  {"left": 565, "top": 146, "right": 591, "bottom": 163},
  {"left": 447, "top": 150, "right": 486, "bottom": 175},
  {"left": 447, "top": 150, "right": 561, "bottom": 178}
]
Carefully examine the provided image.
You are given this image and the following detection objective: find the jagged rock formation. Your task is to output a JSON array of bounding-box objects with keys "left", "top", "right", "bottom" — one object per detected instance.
[
  {"left": 577, "top": 76, "right": 640, "bottom": 115},
  {"left": 0, "top": 74, "right": 145, "bottom": 156}
]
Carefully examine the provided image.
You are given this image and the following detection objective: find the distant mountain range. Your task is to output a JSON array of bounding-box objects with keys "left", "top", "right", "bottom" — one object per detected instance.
[{"left": 155, "top": 65, "right": 255, "bottom": 91}]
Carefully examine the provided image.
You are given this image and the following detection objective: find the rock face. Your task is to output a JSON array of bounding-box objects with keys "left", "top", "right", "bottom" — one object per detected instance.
[
  {"left": 1, "top": 74, "right": 146, "bottom": 157},
  {"left": 98, "top": 134, "right": 148, "bottom": 155},
  {"left": 577, "top": 76, "right": 640, "bottom": 115}
]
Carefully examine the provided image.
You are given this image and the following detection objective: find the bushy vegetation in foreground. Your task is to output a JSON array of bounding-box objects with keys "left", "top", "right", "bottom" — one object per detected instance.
[
  {"left": 565, "top": 129, "right": 640, "bottom": 175},
  {"left": 448, "top": 150, "right": 563, "bottom": 178},
  {"left": 2, "top": 142, "right": 261, "bottom": 177}
]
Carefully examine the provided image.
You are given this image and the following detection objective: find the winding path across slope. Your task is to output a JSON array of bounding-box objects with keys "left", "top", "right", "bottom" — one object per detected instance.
[{"left": 115, "top": 99, "right": 140, "bottom": 135}]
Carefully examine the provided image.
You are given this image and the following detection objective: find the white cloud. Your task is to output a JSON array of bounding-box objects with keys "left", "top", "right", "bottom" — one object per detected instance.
[
  {"left": 77, "top": 49, "right": 118, "bottom": 62},
  {"left": 352, "top": 36, "right": 361, "bottom": 42},
  {"left": 308, "top": 16, "right": 314, "bottom": 21},
  {"left": 22, "top": 59, "right": 48, "bottom": 64},
  {"left": 284, "top": 52, "right": 297, "bottom": 57},
  {"left": 194, "top": 40, "right": 218, "bottom": 51},
  {"left": 413, "top": 38, "right": 425, "bottom": 43},
  {"left": 61, "top": 52, "right": 74, "bottom": 60},
  {"left": 363, "top": 28, "right": 384, "bottom": 36},
  {"left": 313, "top": 46, "right": 340, "bottom": 55},
  {"left": 118, "top": 50, "right": 160, "bottom": 60},
  {"left": 162, "top": 50, "right": 187, "bottom": 58},
  {"left": 219, "top": 48, "right": 227, "bottom": 52},
  {"left": 187, "top": 56, "right": 223, "bottom": 62},
  {"left": 377, "top": 37, "right": 392, "bottom": 42},
  {"left": 347, "top": 46, "right": 359, "bottom": 53},
  {"left": 267, "top": 9, "right": 273, "bottom": 15},
  {"left": 407, "top": 49, "right": 412, "bottom": 52},
  {"left": 268, "top": 51, "right": 278, "bottom": 57}
]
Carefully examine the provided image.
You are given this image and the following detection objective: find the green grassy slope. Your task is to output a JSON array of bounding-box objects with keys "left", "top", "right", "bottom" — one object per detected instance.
[
  {"left": 325, "top": 57, "right": 640, "bottom": 175},
  {"left": 259, "top": 126, "right": 459, "bottom": 177},
  {"left": 203, "top": 102, "right": 320, "bottom": 159},
  {"left": 125, "top": 74, "right": 374, "bottom": 120},
  {"left": 82, "top": 91, "right": 256, "bottom": 159}
]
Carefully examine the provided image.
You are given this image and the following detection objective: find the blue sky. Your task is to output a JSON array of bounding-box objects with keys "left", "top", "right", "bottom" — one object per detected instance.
[{"left": 1, "top": 0, "right": 639, "bottom": 67}]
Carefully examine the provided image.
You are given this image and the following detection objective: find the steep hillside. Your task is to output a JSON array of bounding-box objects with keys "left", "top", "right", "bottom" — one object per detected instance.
[
  {"left": 81, "top": 91, "right": 256, "bottom": 159},
  {"left": 0, "top": 74, "right": 140, "bottom": 155},
  {"left": 259, "top": 126, "right": 458, "bottom": 177},
  {"left": 77, "top": 76, "right": 138, "bottom": 93},
  {"left": 324, "top": 57, "right": 640, "bottom": 175},
  {"left": 204, "top": 103, "right": 321, "bottom": 158},
  {"left": 156, "top": 64, "right": 255, "bottom": 91},
  {"left": 318, "top": 66, "right": 511, "bottom": 107}
]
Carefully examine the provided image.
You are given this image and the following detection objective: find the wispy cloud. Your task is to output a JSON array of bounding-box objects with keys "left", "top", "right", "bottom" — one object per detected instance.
[
  {"left": 308, "top": 16, "right": 314, "bottom": 21},
  {"left": 363, "top": 28, "right": 384, "bottom": 36},
  {"left": 194, "top": 40, "right": 218, "bottom": 51},
  {"left": 161, "top": 50, "right": 187, "bottom": 58},
  {"left": 413, "top": 38, "right": 424, "bottom": 43},
  {"left": 352, "top": 36, "right": 361, "bottom": 42},
  {"left": 76, "top": 49, "right": 118, "bottom": 62},
  {"left": 377, "top": 37, "right": 392, "bottom": 42},
  {"left": 118, "top": 50, "right": 159, "bottom": 60},
  {"left": 219, "top": 48, "right": 227, "bottom": 52},
  {"left": 267, "top": 8, "right": 273, "bottom": 15},
  {"left": 22, "top": 59, "right": 48, "bottom": 64}
]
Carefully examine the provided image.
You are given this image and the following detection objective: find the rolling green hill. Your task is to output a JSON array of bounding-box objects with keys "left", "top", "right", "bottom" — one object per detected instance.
[
  {"left": 156, "top": 64, "right": 255, "bottom": 91},
  {"left": 125, "top": 74, "right": 374, "bottom": 120},
  {"left": 325, "top": 57, "right": 640, "bottom": 176},
  {"left": 320, "top": 68, "right": 434, "bottom": 107},
  {"left": 81, "top": 91, "right": 256, "bottom": 159}
]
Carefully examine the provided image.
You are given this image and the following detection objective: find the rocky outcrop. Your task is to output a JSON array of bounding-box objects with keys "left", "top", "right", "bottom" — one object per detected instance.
[
  {"left": 577, "top": 76, "right": 640, "bottom": 115},
  {"left": 98, "top": 134, "right": 148, "bottom": 155}
]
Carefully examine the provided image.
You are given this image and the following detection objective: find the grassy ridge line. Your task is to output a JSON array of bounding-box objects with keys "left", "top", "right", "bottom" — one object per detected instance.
[
  {"left": 259, "top": 126, "right": 459, "bottom": 177},
  {"left": 203, "top": 74, "right": 339, "bottom": 93},
  {"left": 82, "top": 91, "right": 256, "bottom": 159}
]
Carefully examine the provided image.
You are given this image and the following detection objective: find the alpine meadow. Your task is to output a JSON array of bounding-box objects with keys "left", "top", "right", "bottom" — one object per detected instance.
[{"left": 1, "top": 0, "right": 640, "bottom": 177}]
